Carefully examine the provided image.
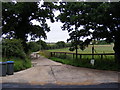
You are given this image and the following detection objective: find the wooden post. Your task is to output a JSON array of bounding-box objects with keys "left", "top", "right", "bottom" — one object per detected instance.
[
  {"left": 92, "top": 46, "right": 94, "bottom": 59},
  {"left": 101, "top": 55, "right": 103, "bottom": 59},
  {"left": 75, "top": 43, "right": 78, "bottom": 60},
  {"left": 80, "top": 55, "right": 82, "bottom": 59},
  {"left": 51, "top": 52, "right": 52, "bottom": 57},
  {"left": 65, "top": 53, "right": 66, "bottom": 59},
  {"left": 73, "top": 53, "right": 74, "bottom": 59}
]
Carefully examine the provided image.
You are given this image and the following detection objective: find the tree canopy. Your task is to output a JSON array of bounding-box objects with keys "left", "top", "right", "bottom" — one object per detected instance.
[
  {"left": 55, "top": 41, "right": 66, "bottom": 48},
  {"left": 57, "top": 2, "right": 120, "bottom": 62},
  {"left": 2, "top": 2, "right": 55, "bottom": 53}
]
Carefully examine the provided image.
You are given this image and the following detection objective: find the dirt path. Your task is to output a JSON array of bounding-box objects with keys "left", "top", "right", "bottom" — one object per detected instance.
[{"left": 1, "top": 55, "right": 119, "bottom": 86}]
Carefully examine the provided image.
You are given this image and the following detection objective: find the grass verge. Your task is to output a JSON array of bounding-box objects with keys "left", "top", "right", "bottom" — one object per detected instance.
[{"left": 50, "top": 57, "right": 118, "bottom": 71}]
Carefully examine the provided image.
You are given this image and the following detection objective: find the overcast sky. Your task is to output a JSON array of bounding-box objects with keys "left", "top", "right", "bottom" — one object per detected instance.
[
  {"left": 31, "top": 10, "right": 70, "bottom": 43},
  {"left": 45, "top": 20, "right": 70, "bottom": 43}
]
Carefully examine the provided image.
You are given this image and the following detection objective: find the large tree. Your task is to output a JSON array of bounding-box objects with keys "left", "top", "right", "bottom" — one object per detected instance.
[
  {"left": 57, "top": 2, "right": 120, "bottom": 63},
  {"left": 2, "top": 2, "right": 55, "bottom": 53},
  {"left": 57, "top": 2, "right": 95, "bottom": 59},
  {"left": 56, "top": 41, "right": 66, "bottom": 48}
]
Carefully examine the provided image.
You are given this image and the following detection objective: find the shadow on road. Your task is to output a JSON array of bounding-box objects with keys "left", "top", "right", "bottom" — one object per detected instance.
[{"left": 1, "top": 82, "right": 119, "bottom": 90}]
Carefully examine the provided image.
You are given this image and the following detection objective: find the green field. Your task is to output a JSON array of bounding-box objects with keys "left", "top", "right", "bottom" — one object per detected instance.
[
  {"left": 46, "top": 44, "right": 115, "bottom": 60},
  {"left": 47, "top": 44, "right": 114, "bottom": 54},
  {"left": 39, "top": 44, "right": 117, "bottom": 71}
]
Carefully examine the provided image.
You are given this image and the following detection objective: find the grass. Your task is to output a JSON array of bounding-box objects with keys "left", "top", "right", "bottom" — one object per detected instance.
[
  {"left": 38, "top": 50, "right": 51, "bottom": 58},
  {"left": 42, "top": 44, "right": 118, "bottom": 71},
  {"left": 38, "top": 44, "right": 118, "bottom": 71},
  {"left": 2, "top": 57, "right": 31, "bottom": 72},
  {"left": 47, "top": 44, "right": 114, "bottom": 54},
  {"left": 50, "top": 57, "right": 118, "bottom": 71}
]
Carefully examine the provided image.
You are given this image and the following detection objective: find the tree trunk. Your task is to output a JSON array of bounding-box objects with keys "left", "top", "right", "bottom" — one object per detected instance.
[
  {"left": 15, "top": 30, "right": 28, "bottom": 54},
  {"left": 113, "top": 31, "right": 120, "bottom": 64},
  {"left": 75, "top": 45, "right": 78, "bottom": 60},
  {"left": 75, "top": 34, "right": 78, "bottom": 60},
  {"left": 92, "top": 46, "right": 94, "bottom": 59}
]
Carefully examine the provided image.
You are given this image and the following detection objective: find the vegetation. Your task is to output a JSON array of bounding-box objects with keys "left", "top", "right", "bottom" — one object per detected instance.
[
  {"left": 27, "top": 41, "right": 40, "bottom": 52},
  {"left": 2, "top": 39, "right": 31, "bottom": 72},
  {"left": 55, "top": 41, "right": 66, "bottom": 48},
  {"left": 2, "top": 2, "right": 119, "bottom": 72},
  {"left": 45, "top": 44, "right": 118, "bottom": 71},
  {"left": 38, "top": 50, "right": 51, "bottom": 58},
  {"left": 38, "top": 44, "right": 117, "bottom": 71},
  {"left": 2, "top": 2, "right": 55, "bottom": 53},
  {"left": 48, "top": 44, "right": 114, "bottom": 54},
  {"left": 57, "top": 2, "right": 120, "bottom": 63},
  {"left": 37, "top": 40, "right": 48, "bottom": 50},
  {"left": 96, "top": 40, "right": 112, "bottom": 45},
  {"left": 2, "top": 57, "right": 31, "bottom": 72},
  {"left": 50, "top": 57, "right": 118, "bottom": 71},
  {"left": 2, "top": 39, "right": 26, "bottom": 59}
]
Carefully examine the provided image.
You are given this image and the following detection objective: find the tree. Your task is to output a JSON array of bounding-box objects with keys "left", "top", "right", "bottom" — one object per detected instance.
[
  {"left": 56, "top": 41, "right": 66, "bottom": 48},
  {"left": 36, "top": 40, "right": 48, "bottom": 50},
  {"left": 57, "top": 2, "right": 92, "bottom": 59},
  {"left": 2, "top": 2, "right": 55, "bottom": 53},
  {"left": 2, "top": 39, "right": 26, "bottom": 59},
  {"left": 27, "top": 41, "right": 40, "bottom": 52},
  {"left": 57, "top": 2, "right": 120, "bottom": 63}
]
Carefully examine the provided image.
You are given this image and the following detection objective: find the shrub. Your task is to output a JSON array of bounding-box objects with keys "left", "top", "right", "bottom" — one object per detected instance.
[
  {"left": 36, "top": 40, "right": 48, "bottom": 50},
  {"left": 38, "top": 50, "right": 51, "bottom": 58},
  {"left": 55, "top": 41, "right": 66, "bottom": 48},
  {"left": 27, "top": 42, "right": 40, "bottom": 52},
  {"left": 2, "top": 39, "right": 32, "bottom": 72},
  {"left": 2, "top": 57, "right": 31, "bottom": 72},
  {"left": 2, "top": 39, "right": 26, "bottom": 59}
]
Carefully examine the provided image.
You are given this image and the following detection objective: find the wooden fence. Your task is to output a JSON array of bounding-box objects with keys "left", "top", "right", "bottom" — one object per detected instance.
[{"left": 50, "top": 52, "right": 115, "bottom": 59}]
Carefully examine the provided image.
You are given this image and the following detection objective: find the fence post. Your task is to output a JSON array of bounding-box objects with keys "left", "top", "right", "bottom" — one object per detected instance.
[
  {"left": 54, "top": 52, "right": 55, "bottom": 57},
  {"left": 65, "top": 53, "right": 66, "bottom": 59},
  {"left": 101, "top": 55, "right": 103, "bottom": 59},
  {"left": 51, "top": 52, "right": 52, "bottom": 57},
  {"left": 73, "top": 53, "right": 74, "bottom": 59},
  {"left": 80, "top": 55, "right": 82, "bottom": 59}
]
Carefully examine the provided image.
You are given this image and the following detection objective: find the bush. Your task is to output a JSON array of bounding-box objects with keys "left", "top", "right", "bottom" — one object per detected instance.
[
  {"left": 2, "top": 39, "right": 26, "bottom": 59},
  {"left": 36, "top": 40, "right": 48, "bottom": 50},
  {"left": 55, "top": 41, "right": 66, "bottom": 48},
  {"left": 38, "top": 50, "right": 51, "bottom": 58},
  {"left": 2, "top": 57, "right": 31, "bottom": 72},
  {"left": 27, "top": 42, "right": 40, "bottom": 52}
]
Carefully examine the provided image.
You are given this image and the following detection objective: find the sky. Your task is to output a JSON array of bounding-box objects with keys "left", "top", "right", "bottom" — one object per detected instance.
[
  {"left": 45, "top": 20, "right": 70, "bottom": 43},
  {"left": 31, "top": 10, "right": 70, "bottom": 43}
]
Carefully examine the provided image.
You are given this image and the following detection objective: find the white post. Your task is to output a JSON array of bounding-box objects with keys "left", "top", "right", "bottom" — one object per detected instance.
[{"left": 90, "top": 59, "right": 95, "bottom": 66}]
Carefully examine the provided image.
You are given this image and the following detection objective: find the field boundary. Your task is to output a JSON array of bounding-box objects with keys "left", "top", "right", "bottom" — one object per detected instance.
[{"left": 50, "top": 52, "right": 115, "bottom": 59}]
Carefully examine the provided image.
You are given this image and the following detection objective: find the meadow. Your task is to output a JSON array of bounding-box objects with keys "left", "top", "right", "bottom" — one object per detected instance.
[
  {"left": 42, "top": 44, "right": 118, "bottom": 71},
  {"left": 47, "top": 44, "right": 114, "bottom": 54}
]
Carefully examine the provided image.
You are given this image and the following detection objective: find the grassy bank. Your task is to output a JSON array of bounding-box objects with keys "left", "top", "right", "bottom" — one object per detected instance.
[
  {"left": 2, "top": 57, "right": 31, "bottom": 72},
  {"left": 38, "top": 50, "right": 118, "bottom": 71},
  {"left": 39, "top": 44, "right": 118, "bottom": 71},
  {"left": 50, "top": 57, "right": 118, "bottom": 71}
]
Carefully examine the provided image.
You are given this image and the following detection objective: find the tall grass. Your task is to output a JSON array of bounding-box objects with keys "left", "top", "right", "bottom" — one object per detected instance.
[
  {"left": 50, "top": 57, "right": 118, "bottom": 71},
  {"left": 38, "top": 50, "right": 51, "bottom": 58},
  {"left": 38, "top": 49, "right": 118, "bottom": 71},
  {"left": 2, "top": 57, "right": 31, "bottom": 72}
]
